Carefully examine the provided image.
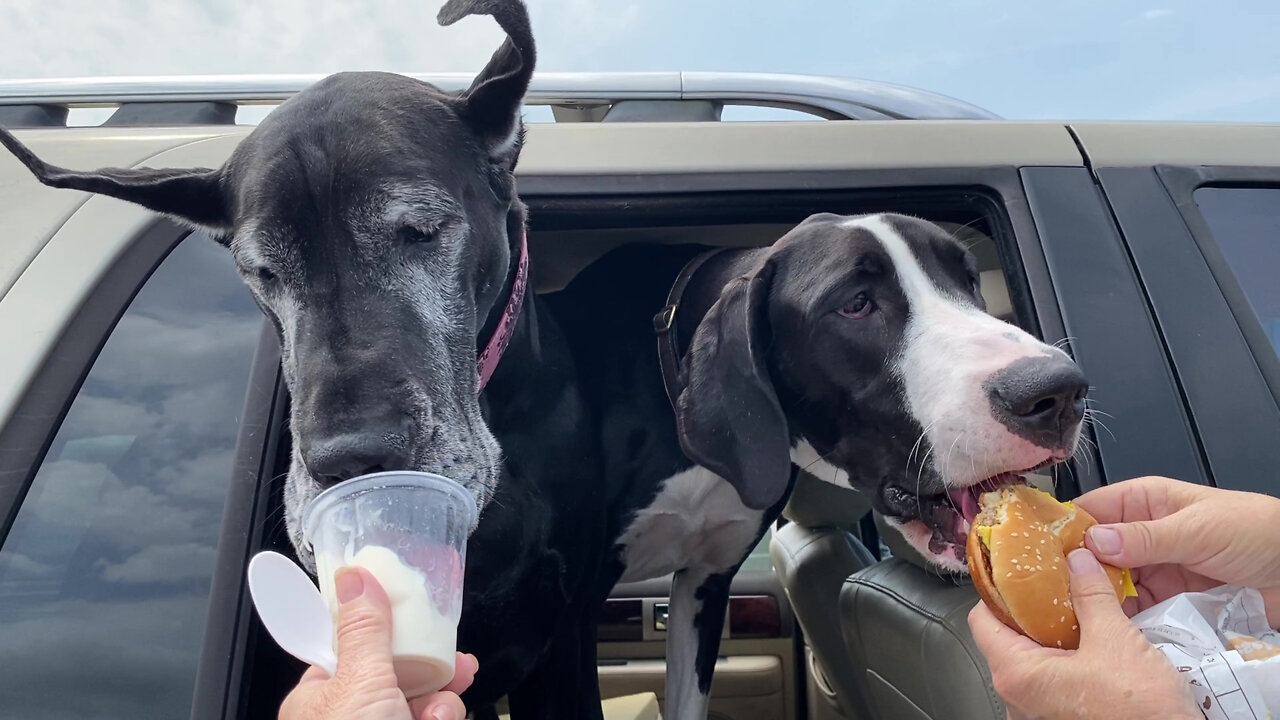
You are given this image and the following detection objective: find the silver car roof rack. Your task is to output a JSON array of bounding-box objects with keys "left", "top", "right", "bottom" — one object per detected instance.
[{"left": 0, "top": 71, "right": 999, "bottom": 128}]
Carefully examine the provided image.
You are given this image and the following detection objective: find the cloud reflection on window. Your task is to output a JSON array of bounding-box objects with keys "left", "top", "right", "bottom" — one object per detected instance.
[{"left": 0, "top": 233, "right": 263, "bottom": 719}]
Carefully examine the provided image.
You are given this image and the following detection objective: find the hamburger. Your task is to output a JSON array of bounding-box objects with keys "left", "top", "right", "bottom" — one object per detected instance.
[
  {"left": 1225, "top": 631, "right": 1280, "bottom": 662},
  {"left": 966, "top": 483, "right": 1137, "bottom": 649}
]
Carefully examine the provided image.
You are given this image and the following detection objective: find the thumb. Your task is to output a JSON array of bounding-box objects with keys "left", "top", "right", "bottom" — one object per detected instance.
[
  {"left": 1086, "top": 515, "right": 1185, "bottom": 569},
  {"left": 332, "top": 566, "right": 397, "bottom": 680},
  {"left": 968, "top": 601, "right": 1044, "bottom": 664},
  {"left": 1067, "top": 549, "right": 1130, "bottom": 645}
]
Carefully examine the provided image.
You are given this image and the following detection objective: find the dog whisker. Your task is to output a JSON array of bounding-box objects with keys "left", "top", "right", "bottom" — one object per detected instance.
[
  {"left": 906, "top": 421, "right": 937, "bottom": 475},
  {"left": 914, "top": 442, "right": 939, "bottom": 523},
  {"left": 1082, "top": 401, "right": 1116, "bottom": 420},
  {"left": 937, "top": 433, "right": 966, "bottom": 519},
  {"left": 1082, "top": 408, "right": 1118, "bottom": 443},
  {"left": 966, "top": 432, "right": 976, "bottom": 481}
]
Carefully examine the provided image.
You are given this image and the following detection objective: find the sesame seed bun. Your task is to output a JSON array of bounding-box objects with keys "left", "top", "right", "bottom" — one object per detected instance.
[
  {"left": 966, "top": 484, "right": 1133, "bottom": 649},
  {"left": 1226, "top": 632, "right": 1280, "bottom": 661}
]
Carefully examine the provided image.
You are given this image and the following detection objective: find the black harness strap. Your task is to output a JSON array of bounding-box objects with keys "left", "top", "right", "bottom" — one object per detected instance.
[{"left": 654, "top": 249, "right": 727, "bottom": 412}]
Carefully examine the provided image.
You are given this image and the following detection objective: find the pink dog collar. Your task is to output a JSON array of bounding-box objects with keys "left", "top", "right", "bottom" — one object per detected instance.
[{"left": 476, "top": 229, "right": 529, "bottom": 392}]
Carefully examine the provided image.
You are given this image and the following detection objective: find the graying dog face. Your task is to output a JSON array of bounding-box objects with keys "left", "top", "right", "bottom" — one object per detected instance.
[
  {"left": 229, "top": 77, "right": 523, "bottom": 567},
  {"left": 0, "top": 0, "right": 537, "bottom": 570}
]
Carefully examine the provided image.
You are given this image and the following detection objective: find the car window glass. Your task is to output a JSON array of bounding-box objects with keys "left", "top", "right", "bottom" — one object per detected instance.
[
  {"left": 1193, "top": 187, "right": 1280, "bottom": 361},
  {"left": 0, "top": 233, "right": 263, "bottom": 719}
]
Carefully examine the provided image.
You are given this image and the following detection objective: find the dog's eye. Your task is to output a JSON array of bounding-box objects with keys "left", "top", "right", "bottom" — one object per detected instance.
[
  {"left": 838, "top": 292, "right": 874, "bottom": 319},
  {"left": 255, "top": 267, "right": 278, "bottom": 285},
  {"left": 397, "top": 225, "right": 437, "bottom": 245}
]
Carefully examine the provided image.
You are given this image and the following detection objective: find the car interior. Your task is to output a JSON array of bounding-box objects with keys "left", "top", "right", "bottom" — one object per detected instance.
[{"left": 226, "top": 187, "right": 1073, "bottom": 720}]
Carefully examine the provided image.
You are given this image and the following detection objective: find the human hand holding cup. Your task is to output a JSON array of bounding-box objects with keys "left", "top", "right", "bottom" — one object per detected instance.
[{"left": 303, "top": 471, "right": 476, "bottom": 698}]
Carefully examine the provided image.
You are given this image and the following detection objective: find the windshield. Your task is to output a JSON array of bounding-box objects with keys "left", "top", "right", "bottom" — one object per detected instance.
[{"left": 0, "top": 0, "right": 1275, "bottom": 123}]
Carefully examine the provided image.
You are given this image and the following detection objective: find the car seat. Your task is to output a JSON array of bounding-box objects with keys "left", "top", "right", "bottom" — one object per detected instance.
[{"left": 770, "top": 472, "right": 1005, "bottom": 719}]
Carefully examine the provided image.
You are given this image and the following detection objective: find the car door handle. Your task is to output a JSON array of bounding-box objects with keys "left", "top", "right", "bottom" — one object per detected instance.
[{"left": 653, "top": 602, "right": 669, "bottom": 632}]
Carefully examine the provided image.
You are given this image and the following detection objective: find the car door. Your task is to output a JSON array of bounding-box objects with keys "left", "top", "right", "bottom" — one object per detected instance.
[
  {"left": 0, "top": 160, "right": 264, "bottom": 720},
  {"left": 1071, "top": 123, "right": 1280, "bottom": 493},
  {"left": 0, "top": 127, "right": 288, "bottom": 720}
]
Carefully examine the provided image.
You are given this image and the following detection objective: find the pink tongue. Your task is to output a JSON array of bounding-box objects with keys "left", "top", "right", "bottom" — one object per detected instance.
[
  {"left": 949, "top": 488, "right": 980, "bottom": 526},
  {"left": 962, "top": 491, "right": 979, "bottom": 525}
]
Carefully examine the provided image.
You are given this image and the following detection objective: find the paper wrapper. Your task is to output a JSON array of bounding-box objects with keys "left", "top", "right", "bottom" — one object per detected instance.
[{"left": 1132, "top": 586, "right": 1280, "bottom": 719}]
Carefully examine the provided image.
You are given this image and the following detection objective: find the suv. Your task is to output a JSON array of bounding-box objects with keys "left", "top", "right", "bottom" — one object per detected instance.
[{"left": 1, "top": 73, "right": 1277, "bottom": 720}]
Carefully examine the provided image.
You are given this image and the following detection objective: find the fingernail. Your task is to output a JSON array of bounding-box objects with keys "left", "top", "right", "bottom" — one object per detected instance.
[
  {"left": 1089, "top": 526, "right": 1122, "bottom": 556},
  {"left": 335, "top": 567, "right": 365, "bottom": 604},
  {"left": 431, "top": 708, "right": 459, "bottom": 720},
  {"left": 1067, "top": 548, "right": 1102, "bottom": 575}
]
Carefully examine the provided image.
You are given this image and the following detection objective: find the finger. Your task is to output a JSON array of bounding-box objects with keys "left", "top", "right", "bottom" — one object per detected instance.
[
  {"left": 410, "top": 691, "right": 467, "bottom": 720},
  {"left": 332, "top": 566, "right": 398, "bottom": 680},
  {"left": 968, "top": 602, "right": 1042, "bottom": 666},
  {"left": 1072, "top": 475, "right": 1190, "bottom": 525},
  {"left": 441, "top": 653, "right": 478, "bottom": 695},
  {"left": 1084, "top": 513, "right": 1194, "bottom": 570},
  {"left": 1067, "top": 549, "right": 1134, "bottom": 645},
  {"left": 1071, "top": 483, "right": 1137, "bottom": 525}
]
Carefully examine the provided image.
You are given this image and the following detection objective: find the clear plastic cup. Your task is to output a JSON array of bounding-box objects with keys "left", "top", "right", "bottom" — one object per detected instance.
[{"left": 302, "top": 471, "right": 475, "bottom": 698}]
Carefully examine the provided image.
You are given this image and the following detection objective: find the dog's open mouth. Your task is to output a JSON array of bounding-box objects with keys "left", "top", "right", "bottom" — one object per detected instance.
[
  {"left": 885, "top": 465, "right": 1052, "bottom": 567},
  {"left": 924, "top": 472, "right": 1028, "bottom": 557}
]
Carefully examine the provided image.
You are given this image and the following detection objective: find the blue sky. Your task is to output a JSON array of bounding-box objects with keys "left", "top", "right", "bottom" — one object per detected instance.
[{"left": 0, "top": 0, "right": 1277, "bottom": 122}]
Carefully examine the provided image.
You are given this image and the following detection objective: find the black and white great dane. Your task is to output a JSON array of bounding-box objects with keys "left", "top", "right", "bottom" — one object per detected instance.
[
  {"left": 550, "top": 211, "right": 1089, "bottom": 719},
  {"left": 0, "top": 1, "right": 618, "bottom": 718}
]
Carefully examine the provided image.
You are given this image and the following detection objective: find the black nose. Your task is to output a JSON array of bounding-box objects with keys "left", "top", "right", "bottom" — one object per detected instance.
[
  {"left": 304, "top": 433, "right": 412, "bottom": 488},
  {"left": 985, "top": 355, "right": 1089, "bottom": 449}
]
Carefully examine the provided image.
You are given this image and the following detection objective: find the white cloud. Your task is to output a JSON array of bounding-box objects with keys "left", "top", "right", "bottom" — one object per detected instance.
[
  {"left": 18, "top": 460, "right": 208, "bottom": 549},
  {"left": 97, "top": 542, "right": 218, "bottom": 583},
  {"left": 0, "top": 0, "right": 501, "bottom": 79},
  {"left": 1142, "top": 8, "right": 1174, "bottom": 20},
  {"left": 0, "top": 551, "right": 56, "bottom": 579},
  {"left": 0, "top": 0, "right": 644, "bottom": 81}
]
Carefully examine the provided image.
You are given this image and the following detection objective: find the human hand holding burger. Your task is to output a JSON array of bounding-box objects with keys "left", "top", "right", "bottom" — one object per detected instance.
[
  {"left": 1073, "top": 475, "right": 1280, "bottom": 624},
  {"left": 966, "top": 483, "right": 1201, "bottom": 719}
]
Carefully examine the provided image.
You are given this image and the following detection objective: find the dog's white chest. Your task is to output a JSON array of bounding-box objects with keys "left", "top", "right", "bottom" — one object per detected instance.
[{"left": 617, "top": 466, "right": 765, "bottom": 584}]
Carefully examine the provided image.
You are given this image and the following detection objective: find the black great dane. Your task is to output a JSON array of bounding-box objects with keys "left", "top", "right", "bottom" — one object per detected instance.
[
  {"left": 550, "top": 212, "right": 1089, "bottom": 719},
  {"left": 0, "top": 1, "right": 615, "bottom": 718}
]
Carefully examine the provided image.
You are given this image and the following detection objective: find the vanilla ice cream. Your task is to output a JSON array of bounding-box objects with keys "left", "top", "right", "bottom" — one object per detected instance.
[{"left": 317, "top": 544, "right": 458, "bottom": 697}]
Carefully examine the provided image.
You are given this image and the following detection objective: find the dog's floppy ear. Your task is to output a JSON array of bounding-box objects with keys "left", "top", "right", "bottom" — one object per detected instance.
[
  {"left": 438, "top": 0, "right": 536, "bottom": 170},
  {"left": 676, "top": 259, "right": 792, "bottom": 511},
  {"left": 0, "top": 127, "right": 229, "bottom": 235}
]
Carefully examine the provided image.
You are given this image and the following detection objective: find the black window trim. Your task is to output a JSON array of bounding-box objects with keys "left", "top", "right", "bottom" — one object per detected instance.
[
  {"left": 193, "top": 321, "right": 284, "bottom": 720},
  {"left": 217, "top": 171, "right": 1100, "bottom": 717},
  {"left": 1020, "top": 166, "right": 1209, "bottom": 490},
  {"left": 1090, "top": 165, "right": 1280, "bottom": 495},
  {"left": 1154, "top": 164, "right": 1280, "bottom": 410},
  {"left": 216, "top": 172, "right": 1095, "bottom": 718}
]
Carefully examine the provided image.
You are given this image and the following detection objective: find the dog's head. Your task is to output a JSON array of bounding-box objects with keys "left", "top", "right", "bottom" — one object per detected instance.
[
  {"left": 0, "top": 0, "right": 537, "bottom": 567},
  {"left": 676, "top": 212, "right": 1088, "bottom": 573}
]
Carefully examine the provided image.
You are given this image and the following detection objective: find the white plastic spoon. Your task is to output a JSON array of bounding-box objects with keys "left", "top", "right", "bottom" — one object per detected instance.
[{"left": 247, "top": 550, "right": 338, "bottom": 676}]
